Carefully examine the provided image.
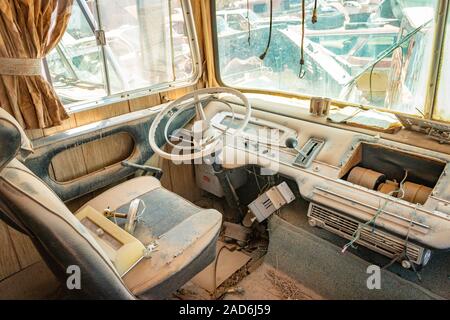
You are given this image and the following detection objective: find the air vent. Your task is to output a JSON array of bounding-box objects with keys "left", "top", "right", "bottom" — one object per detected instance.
[{"left": 307, "top": 203, "right": 424, "bottom": 265}]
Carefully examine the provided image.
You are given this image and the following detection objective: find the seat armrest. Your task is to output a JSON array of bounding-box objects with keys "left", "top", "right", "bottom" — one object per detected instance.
[{"left": 121, "top": 161, "right": 163, "bottom": 180}]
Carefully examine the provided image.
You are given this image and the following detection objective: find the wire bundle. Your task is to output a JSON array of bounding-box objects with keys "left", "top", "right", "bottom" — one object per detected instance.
[
  {"left": 259, "top": 0, "right": 318, "bottom": 79},
  {"left": 341, "top": 170, "right": 409, "bottom": 253}
]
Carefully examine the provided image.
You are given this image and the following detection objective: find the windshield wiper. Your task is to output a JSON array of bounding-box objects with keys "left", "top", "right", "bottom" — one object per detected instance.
[{"left": 344, "top": 19, "right": 432, "bottom": 87}]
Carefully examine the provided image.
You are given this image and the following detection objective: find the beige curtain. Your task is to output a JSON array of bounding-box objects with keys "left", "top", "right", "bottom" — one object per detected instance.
[{"left": 0, "top": 0, "right": 73, "bottom": 129}]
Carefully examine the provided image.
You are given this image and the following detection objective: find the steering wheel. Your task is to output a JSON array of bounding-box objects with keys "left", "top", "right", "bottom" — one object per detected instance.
[{"left": 149, "top": 87, "right": 251, "bottom": 162}]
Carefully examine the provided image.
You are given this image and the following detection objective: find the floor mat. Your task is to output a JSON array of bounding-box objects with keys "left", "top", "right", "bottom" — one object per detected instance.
[{"left": 266, "top": 214, "right": 444, "bottom": 299}]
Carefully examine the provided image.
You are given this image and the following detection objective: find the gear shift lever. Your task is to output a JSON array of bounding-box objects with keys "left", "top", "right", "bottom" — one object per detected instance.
[
  {"left": 285, "top": 137, "right": 307, "bottom": 158},
  {"left": 285, "top": 137, "right": 298, "bottom": 149}
]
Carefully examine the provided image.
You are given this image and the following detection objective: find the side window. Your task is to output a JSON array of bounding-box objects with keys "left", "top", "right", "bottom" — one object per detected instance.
[
  {"left": 46, "top": 0, "right": 199, "bottom": 109},
  {"left": 47, "top": 1, "right": 107, "bottom": 104}
]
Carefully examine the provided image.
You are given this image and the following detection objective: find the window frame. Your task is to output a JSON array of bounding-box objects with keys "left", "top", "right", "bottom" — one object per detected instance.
[
  {"left": 210, "top": 0, "right": 449, "bottom": 122},
  {"left": 427, "top": 0, "right": 450, "bottom": 120},
  {"left": 46, "top": 0, "right": 202, "bottom": 114}
]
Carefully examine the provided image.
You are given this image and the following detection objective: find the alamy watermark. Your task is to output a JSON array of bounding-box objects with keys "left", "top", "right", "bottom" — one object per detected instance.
[
  {"left": 366, "top": 265, "right": 381, "bottom": 290},
  {"left": 169, "top": 126, "right": 282, "bottom": 174},
  {"left": 66, "top": 265, "right": 81, "bottom": 290}
]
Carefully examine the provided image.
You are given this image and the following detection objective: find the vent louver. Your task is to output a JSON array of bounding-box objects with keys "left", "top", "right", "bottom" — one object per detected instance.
[{"left": 308, "top": 203, "right": 424, "bottom": 264}]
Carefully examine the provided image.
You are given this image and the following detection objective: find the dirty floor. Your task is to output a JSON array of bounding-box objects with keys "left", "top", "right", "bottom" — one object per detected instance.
[{"left": 176, "top": 262, "right": 321, "bottom": 300}]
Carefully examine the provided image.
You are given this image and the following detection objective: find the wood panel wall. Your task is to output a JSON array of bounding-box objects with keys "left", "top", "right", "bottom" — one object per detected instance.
[{"left": 0, "top": 1, "right": 207, "bottom": 298}]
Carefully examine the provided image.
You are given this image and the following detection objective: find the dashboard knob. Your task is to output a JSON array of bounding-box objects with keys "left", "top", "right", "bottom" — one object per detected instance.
[{"left": 285, "top": 137, "right": 299, "bottom": 149}]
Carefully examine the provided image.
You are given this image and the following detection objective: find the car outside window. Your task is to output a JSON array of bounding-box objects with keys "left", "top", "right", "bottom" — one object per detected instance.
[
  {"left": 214, "top": 0, "right": 438, "bottom": 116},
  {"left": 46, "top": 0, "right": 199, "bottom": 109}
]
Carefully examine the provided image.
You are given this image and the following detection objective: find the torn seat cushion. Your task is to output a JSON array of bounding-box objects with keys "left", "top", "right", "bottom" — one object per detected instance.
[{"left": 78, "top": 176, "right": 222, "bottom": 299}]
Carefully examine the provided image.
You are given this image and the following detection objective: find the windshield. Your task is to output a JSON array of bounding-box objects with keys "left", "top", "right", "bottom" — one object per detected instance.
[
  {"left": 247, "top": 10, "right": 261, "bottom": 23},
  {"left": 214, "top": 0, "right": 438, "bottom": 116}
]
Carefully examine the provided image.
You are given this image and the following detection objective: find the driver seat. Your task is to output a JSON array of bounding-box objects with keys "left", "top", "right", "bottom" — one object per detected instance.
[{"left": 0, "top": 109, "right": 222, "bottom": 299}]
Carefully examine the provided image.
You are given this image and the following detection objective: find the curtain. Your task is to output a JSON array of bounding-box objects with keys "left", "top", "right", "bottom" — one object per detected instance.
[{"left": 0, "top": 0, "right": 73, "bottom": 129}]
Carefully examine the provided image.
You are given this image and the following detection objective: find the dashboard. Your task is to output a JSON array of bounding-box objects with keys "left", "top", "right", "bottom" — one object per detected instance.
[
  {"left": 211, "top": 111, "right": 297, "bottom": 146},
  {"left": 203, "top": 100, "right": 450, "bottom": 263}
]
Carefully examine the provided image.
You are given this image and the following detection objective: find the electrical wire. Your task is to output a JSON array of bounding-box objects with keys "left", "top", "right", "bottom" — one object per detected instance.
[
  {"left": 395, "top": 171, "right": 408, "bottom": 199},
  {"left": 312, "top": 0, "right": 318, "bottom": 24},
  {"left": 213, "top": 245, "right": 237, "bottom": 298},
  {"left": 341, "top": 170, "right": 408, "bottom": 253},
  {"left": 252, "top": 165, "right": 262, "bottom": 193},
  {"left": 370, "top": 43, "right": 404, "bottom": 104},
  {"left": 259, "top": 0, "right": 273, "bottom": 60},
  {"left": 247, "top": 0, "right": 251, "bottom": 45},
  {"left": 382, "top": 204, "right": 422, "bottom": 281},
  {"left": 246, "top": 166, "right": 278, "bottom": 196},
  {"left": 345, "top": 20, "right": 431, "bottom": 88},
  {"left": 298, "top": 0, "right": 306, "bottom": 78},
  {"left": 369, "top": 64, "right": 376, "bottom": 103}
]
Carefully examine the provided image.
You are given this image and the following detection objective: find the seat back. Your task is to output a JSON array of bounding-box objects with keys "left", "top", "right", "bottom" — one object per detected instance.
[{"left": 0, "top": 109, "right": 134, "bottom": 299}]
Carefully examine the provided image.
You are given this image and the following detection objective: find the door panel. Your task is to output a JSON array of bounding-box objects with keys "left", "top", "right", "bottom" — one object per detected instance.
[{"left": 24, "top": 107, "right": 196, "bottom": 202}]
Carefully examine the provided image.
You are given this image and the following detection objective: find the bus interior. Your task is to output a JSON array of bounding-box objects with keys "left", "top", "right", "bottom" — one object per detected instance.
[{"left": 0, "top": 0, "right": 449, "bottom": 300}]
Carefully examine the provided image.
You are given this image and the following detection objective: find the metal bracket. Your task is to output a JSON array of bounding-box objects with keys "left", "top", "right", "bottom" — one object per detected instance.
[
  {"left": 143, "top": 241, "right": 159, "bottom": 259},
  {"left": 95, "top": 29, "right": 107, "bottom": 46},
  {"left": 122, "top": 160, "right": 163, "bottom": 180}
]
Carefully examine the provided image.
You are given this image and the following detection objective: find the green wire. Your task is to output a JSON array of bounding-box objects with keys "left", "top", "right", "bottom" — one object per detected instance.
[{"left": 342, "top": 170, "right": 408, "bottom": 253}]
